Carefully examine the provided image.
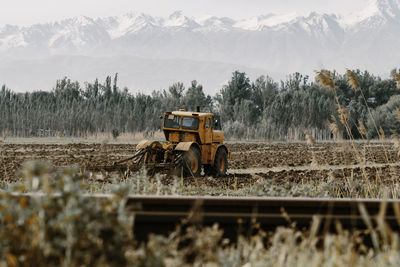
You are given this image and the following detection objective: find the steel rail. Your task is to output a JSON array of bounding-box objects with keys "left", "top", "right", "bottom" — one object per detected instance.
[
  {"left": 9, "top": 193, "right": 400, "bottom": 241},
  {"left": 122, "top": 196, "right": 400, "bottom": 240}
]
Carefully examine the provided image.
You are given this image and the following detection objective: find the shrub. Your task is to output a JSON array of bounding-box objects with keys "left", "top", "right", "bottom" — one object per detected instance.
[{"left": 0, "top": 161, "right": 133, "bottom": 266}]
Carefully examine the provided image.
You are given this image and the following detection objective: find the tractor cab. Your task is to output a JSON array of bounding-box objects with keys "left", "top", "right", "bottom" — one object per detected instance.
[{"left": 162, "top": 110, "right": 224, "bottom": 145}]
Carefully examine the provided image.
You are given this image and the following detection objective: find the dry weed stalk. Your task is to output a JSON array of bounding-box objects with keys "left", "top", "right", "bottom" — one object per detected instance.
[
  {"left": 379, "top": 127, "right": 386, "bottom": 140},
  {"left": 305, "top": 131, "right": 318, "bottom": 167},
  {"left": 393, "top": 134, "right": 400, "bottom": 147},
  {"left": 327, "top": 116, "right": 341, "bottom": 140},
  {"left": 346, "top": 70, "right": 372, "bottom": 131},
  {"left": 358, "top": 120, "right": 368, "bottom": 138},
  {"left": 346, "top": 69, "right": 385, "bottom": 140},
  {"left": 316, "top": 69, "right": 376, "bottom": 197},
  {"left": 393, "top": 133, "right": 400, "bottom": 157},
  {"left": 315, "top": 71, "right": 354, "bottom": 140},
  {"left": 305, "top": 131, "right": 316, "bottom": 146},
  {"left": 337, "top": 104, "right": 351, "bottom": 126},
  {"left": 317, "top": 69, "right": 363, "bottom": 139},
  {"left": 358, "top": 203, "right": 380, "bottom": 250},
  {"left": 392, "top": 70, "right": 400, "bottom": 88},
  {"left": 346, "top": 70, "right": 398, "bottom": 193},
  {"left": 315, "top": 70, "right": 334, "bottom": 89},
  {"left": 347, "top": 70, "right": 398, "bottom": 193},
  {"left": 346, "top": 69, "right": 360, "bottom": 90}
]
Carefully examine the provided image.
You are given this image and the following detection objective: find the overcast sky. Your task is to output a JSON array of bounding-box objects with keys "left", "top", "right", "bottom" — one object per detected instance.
[{"left": 1, "top": 0, "right": 369, "bottom": 26}]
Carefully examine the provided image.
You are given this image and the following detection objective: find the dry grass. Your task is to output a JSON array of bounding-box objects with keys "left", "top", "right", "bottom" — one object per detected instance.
[
  {"left": 392, "top": 70, "right": 400, "bottom": 89},
  {"left": 358, "top": 120, "right": 368, "bottom": 138},
  {"left": 346, "top": 69, "right": 360, "bottom": 90},
  {"left": 305, "top": 131, "right": 316, "bottom": 146},
  {"left": 315, "top": 70, "right": 334, "bottom": 89},
  {"left": 314, "top": 68, "right": 400, "bottom": 198},
  {"left": 136, "top": 217, "right": 400, "bottom": 267},
  {"left": 1, "top": 162, "right": 400, "bottom": 266}
]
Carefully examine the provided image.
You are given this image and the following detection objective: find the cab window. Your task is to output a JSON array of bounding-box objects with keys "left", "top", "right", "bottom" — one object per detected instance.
[
  {"left": 206, "top": 118, "right": 211, "bottom": 128},
  {"left": 164, "top": 115, "right": 180, "bottom": 129},
  {"left": 212, "top": 116, "right": 222, "bottom": 130},
  {"left": 182, "top": 117, "right": 199, "bottom": 130}
]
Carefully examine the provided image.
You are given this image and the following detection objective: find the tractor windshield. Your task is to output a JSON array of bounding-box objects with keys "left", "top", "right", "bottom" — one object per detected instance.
[
  {"left": 164, "top": 115, "right": 180, "bottom": 129},
  {"left": 182, "top": 117, "right": 199, "bottom": 130}
]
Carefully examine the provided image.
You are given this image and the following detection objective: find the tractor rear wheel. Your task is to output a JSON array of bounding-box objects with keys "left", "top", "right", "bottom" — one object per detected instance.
[{"left": 183, "top": 147, "right": 202, "bottom": 177}]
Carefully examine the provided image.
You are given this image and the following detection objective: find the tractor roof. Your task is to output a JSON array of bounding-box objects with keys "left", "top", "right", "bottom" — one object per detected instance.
[{"left": 167, "top": 110, "right": 213, "bottom": 117}]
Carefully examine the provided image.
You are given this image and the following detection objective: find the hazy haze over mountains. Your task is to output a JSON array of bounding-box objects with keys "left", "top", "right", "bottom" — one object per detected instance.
[{"left": 0, "top": 0, "right": 399, "bottom": 94}]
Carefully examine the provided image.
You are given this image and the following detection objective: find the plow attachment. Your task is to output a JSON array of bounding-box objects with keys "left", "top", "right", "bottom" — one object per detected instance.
[{"left": 85, "top": 140, "right": 191, "bottom": 176}]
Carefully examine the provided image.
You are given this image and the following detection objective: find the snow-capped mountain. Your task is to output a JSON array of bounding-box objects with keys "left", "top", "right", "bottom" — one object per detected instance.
[
  {"left": 101, "top": 12, "right": 161, "bottom": 38},
  {"left": 0, "top": 0, "right": 399, "bottom": 93},
  {"left": 341, "top": 0, "right": 400, "bottom": 27}
]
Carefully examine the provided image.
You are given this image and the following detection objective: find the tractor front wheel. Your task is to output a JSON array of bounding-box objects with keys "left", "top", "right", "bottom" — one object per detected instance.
[
  {"left": 183, "top": 147, "right": 202, "bottom": 177},
  {"left": 213, "top": 149, "right": 228, "bottom": 177}
]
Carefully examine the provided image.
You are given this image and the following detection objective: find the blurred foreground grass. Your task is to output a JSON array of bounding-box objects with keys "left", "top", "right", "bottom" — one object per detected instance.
[{"left": 0, "top": 161, "right": 400, "bottom": 266}]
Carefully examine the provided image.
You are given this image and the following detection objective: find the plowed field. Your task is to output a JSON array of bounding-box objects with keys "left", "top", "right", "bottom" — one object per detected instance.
[{"left": 1, "top": 142, "right": 400, "bottom": 189}]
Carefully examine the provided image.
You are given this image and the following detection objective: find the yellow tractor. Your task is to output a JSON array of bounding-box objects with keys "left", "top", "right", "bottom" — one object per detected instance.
[{"left": 117, "top": 108, "right": 230, "bottom": 177}]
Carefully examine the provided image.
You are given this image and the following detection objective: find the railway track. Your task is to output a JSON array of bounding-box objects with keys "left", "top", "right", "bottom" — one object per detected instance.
[
  {"left": 11, "top": 193, "right": 400, "bottom": 241},
  {"left": 127, "top": 196, "right": 400, "bottom": 241}
]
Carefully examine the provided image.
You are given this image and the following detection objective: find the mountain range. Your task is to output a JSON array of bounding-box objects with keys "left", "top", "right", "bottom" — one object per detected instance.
[{"left": 0, "top": 0, "right": 399, "bottom": 94}]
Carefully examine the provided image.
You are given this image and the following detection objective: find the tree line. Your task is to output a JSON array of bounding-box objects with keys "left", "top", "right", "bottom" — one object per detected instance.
[{"left": 1, "top": 69, "right": 399, "bottom": 140}]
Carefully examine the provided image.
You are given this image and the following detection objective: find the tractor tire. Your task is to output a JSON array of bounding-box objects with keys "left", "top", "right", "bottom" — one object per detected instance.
[
  {"left": 203, "top": 165, "right": 213, "bottom": 176},
  {"left": 213, "top": 149, "right": 228, "bottom": 177},
  {"left": 183, "top": 146, "right": 202, "bottom": 177}
]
